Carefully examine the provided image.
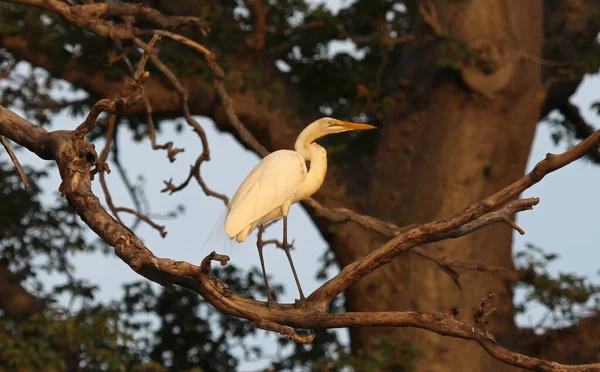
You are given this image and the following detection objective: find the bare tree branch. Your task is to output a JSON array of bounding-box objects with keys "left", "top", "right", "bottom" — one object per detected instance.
[
  {"left": 3, "top": 0, "right": 210, "bottom": 36},
  {"left": 129, "top": 37, "right": 228, "bottom": 203},
  {"left": 2, "top": 103, "right": 600, "bottom": 370},
  {"left": 310, "top": 131, "right": 600, "bottom": 303},
  {"left": 73, "top": 30, "right": 156, "bottom": 140},
  {"left": 0, "top": 135, "right": 28, "bottom": 188}
]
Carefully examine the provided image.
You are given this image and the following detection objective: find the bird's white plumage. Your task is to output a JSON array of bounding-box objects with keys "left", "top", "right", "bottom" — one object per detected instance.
[
  {"left": 218, "top": 117, "right": 375, "bottom": 301},
  {"left": 222, "top": 117, "right": 375, "bottom": 247},
  {"left": 225, "top": 150, "right": 307, "bottom": 241}
]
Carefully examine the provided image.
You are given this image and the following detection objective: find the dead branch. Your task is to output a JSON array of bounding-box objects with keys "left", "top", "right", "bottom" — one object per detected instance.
[
  {"left": 13, "top": 0, "right": 226, "bottom": 203},
  {"left": 74, "top": 2, "right": 210, "bottom": 34},
  {"left": 0, "top": 135, "right": 29, "bottom": 188},
  {"left": 90, "top": 41, "right": 170, "bottom": 238},
  {"left": 131, "top": 37, "right": 228, "bottom": 203},
  {"left": 3, "top": 104, "right": 600, "bottom": 370},
  {"left": 3, "top": 0, "right": 209, "bottom": 36},
  {"left": 97, "top": 115, "right": 167, "bottom": 237},
  {"left": 117, "top": 42, "right": 184, "bottom": 163},
  {"left": 141, "top": 29, "right": 270, "bottom": 159},
  {"left": 73, "top": 35, "right": 159, "bottom": 140}
]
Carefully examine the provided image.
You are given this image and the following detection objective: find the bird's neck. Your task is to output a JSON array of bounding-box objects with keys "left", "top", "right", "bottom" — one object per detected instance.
[{"left": 295, "top": 139, "right": 327, "bottom": 199}]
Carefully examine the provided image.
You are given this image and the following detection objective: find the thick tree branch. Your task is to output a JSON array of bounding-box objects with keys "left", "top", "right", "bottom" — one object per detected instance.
[
  {"left": 4, "top": 0, "right": 210, "bottom": 37},
  {"left": 118, "top": 46, "right": 184, "bottom": 163},
  {"left": 2, "top": 105, "right": 599, "bottom": 371}
]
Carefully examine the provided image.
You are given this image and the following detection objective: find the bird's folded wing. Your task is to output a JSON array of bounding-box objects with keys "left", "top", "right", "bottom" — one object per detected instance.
[{"left": 225, "top": 151, "right": 307, "bottom": 237}]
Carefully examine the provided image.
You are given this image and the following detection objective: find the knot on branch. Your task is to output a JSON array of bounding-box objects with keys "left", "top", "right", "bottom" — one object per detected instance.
[
  {"left": 460, "top": 39, "right": 516, "bottom": 98},
  {"left": 55, "top": 135, "right": 103, "bottom": 196}
]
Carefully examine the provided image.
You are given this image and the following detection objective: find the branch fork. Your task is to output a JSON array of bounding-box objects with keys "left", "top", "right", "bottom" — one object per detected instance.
[{"left": 1, "top": 1, "right": 600, "bottom": 369}]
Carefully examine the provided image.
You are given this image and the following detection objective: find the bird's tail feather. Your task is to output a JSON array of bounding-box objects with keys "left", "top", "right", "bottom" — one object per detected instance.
[{"left": 200, "top": 207, "right": 233, "bottom": 256}]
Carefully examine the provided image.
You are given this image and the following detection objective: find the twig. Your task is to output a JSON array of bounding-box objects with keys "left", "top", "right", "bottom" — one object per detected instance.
[
  {"left": 131, "top": 37, "right": 228, "bottom": 203},
  {"left": 111, "top": 132, "right": 144, "bottom": 230},
  {"left": 0, "top": 135, "right": 29, "bottom": 188},
  {"left": 257, "top": 220, "right": 292, "bottom": 250},
  {"left": 114, "top": 207, "right": 167, "bottom": 237},
  {"left": 118, "top": 43, "right": 184, "bottom": 162},
  {"left": 72, "top": 35, "right": 159, "bottom": 140},
  {"left": 98, "top": 115, "right": 122, "bottom": 223},
  {"left": 92, "top": 47, "right": 170, "bottom": 239},
  {"left": 143, "top": 29, "right": 270, "bottom": 158},
  {"left": 474, "top": 293, "right": 497, "bottom": 340}
]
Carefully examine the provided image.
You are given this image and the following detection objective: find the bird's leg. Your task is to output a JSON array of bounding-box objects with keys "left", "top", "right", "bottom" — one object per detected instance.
[
  {"left": 256, "top": 243, "right": 275, "bottom": 303},
  {"left": 283, "top": 216, "right": 306, "bottom": 300}
]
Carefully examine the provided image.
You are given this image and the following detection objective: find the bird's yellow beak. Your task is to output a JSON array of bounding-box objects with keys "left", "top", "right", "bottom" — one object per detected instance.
[{"left": 337, "top": 121, "right": 377, "bottom": 131}]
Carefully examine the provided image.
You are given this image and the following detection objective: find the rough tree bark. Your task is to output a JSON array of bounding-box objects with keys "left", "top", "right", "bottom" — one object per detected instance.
[{"left": 320, "top": 2, "right": 543, "bottom": 371}]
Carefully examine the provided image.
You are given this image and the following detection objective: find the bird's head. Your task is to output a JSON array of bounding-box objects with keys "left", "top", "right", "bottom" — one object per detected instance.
[
  {"left": 296, "top": 117, "right": 376, "bottom": 151},
  {"left": 316, "top": 117, "right": 376, "bottom": 134}
]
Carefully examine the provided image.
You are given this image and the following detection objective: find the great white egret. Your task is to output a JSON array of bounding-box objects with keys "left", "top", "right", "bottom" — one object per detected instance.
[{"left": 224, "top": 117, "right": 376, "bottom": 302}]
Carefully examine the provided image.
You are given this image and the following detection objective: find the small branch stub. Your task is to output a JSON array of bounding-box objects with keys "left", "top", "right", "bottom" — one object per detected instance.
[{"left": 201, "top": 251, "right": 230, "bottom": 274}]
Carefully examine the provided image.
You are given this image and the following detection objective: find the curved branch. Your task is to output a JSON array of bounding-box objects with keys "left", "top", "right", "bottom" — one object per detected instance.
[{"left": 2, "top": 105, "right": 599, "bottom": 371}]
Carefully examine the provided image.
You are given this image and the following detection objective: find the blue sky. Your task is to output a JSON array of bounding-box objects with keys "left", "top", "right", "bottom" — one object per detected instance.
[{"left": 2, "top": 0, "right": 599, "bottom": 369}]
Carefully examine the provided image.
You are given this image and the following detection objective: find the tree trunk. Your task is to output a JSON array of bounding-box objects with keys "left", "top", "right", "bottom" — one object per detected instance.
[
  {"left": 327, "top": 1, "right": 544, "bottom": 371},
  {"left": 12, "top": 0, "right": 600, "bottom": 369}
]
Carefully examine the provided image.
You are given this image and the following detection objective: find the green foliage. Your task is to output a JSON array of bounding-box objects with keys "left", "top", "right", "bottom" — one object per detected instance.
[
  {"left": 514, "top": 244, "right": 600, "bottom": 330},
  {"left": 311, "top": 334, "right": 422, "bottom": 372},
  {"left": 0, "top": 308, "right": 154, "bottom": 372}
]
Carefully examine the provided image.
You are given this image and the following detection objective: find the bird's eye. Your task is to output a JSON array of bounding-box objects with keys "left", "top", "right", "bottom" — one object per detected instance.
[{"left": 328, "top": 120, "right": 333, "bottom": 125}]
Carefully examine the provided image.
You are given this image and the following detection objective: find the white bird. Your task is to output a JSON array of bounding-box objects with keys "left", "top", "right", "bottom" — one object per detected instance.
[{"left": 224, "top": 117, "right": 376, "bottom": 302}]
